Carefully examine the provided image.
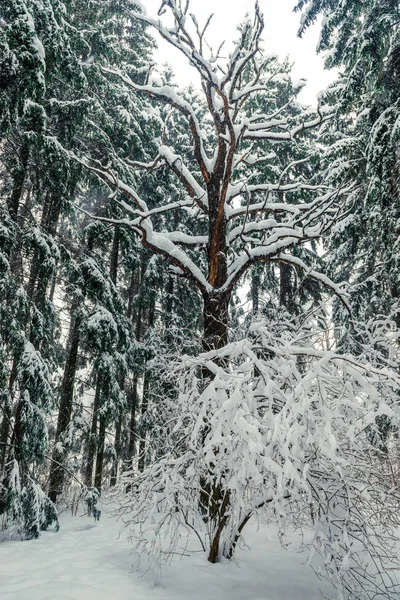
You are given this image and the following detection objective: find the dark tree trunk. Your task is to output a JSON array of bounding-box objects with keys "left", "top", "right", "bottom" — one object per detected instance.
[
  {"left": 0, "top": 395, "right": 12, "bottom": 474},
  {"left": 110, "top": 407, "right": 123, "bottom": 487},
  {"left": 201, "top": 292, "right": 231, "bottom": 563},
  {"left": 0, "top": 360, "right": 18, "bottom": 472},
  {"left": 126, "top": 269, "right": 139, "bottom": 321},
  {"left": 202, "top": 292, "right": 229, "bottom": 352},
  {"left": 201, "top": 176, "right": 233, "bottom": 562},
  {"left": 84, "top": 376, "right": 101, "bottom": 488},
  {"left": 8, "top": 146, "right": 29, "bottom": 220},
  {"left": 138, "top": 372, "right": 150, "bottom": 473},
  {"left": 251, "top": 270, "right": 259, "bottom": 315},
  {"left": 127, "top": 376, "right": 138, "bottom": 462},
  {"left": 48, "top": 314, "right": 81, "bottom": 502},
  {"left": 109, "top": 227, "right": 123, "bottom": 487},
  {"left": 109, "top": 227, "right": 120, "bottom": 285},
  {"left": 279, "top": 262, "right": 294, "bottom": 312},
  {"left": 94, "top": 414, "right": 106, "bottom": 492},
  {"left": 137, "top": 297, "right": 155, "bottom": 473}
]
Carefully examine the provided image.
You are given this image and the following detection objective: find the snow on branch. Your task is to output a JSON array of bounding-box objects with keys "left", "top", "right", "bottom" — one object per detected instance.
[
  {"left": 270, "top": 253, "right": 351, "bottom": 312},
  {"left": 115, "top": 308, "right": 400, "bottom": 598},
  {"left": 70, "top": 152, "right": 211, "bottom": 292},
  {"left": 101, "top": 67, "right": 212, "bottom": 183},
  {"left": 75, "top": 1, "right": 351, "bottom": 308}
]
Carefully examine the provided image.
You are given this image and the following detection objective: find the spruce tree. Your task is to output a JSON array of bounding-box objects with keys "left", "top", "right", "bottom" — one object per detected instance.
[{"left": 295, "top": 0, "right": 400, "bottom": 329}]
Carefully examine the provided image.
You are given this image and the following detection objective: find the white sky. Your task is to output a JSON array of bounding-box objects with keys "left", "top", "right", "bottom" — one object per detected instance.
[{"left": 143, "top": 0, "right": 336, "bottom": 106}]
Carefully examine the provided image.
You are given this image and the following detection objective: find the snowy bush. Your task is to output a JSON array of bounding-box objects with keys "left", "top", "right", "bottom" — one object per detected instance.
[
  {"left": 0, "top": 460, "right": 58, "bottom": 539},
  {"left": 116, "top": 310, "right": 400, "bottom": 599}
]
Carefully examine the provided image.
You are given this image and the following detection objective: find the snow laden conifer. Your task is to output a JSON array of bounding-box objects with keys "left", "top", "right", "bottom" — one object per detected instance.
[
  {"left": 0, "top": 0, "right": 156, "bottom": 533},
  {"left": 0, "top": 340, "right": 58, "bottom": 538},
  {"left": 295, "top": 0, "right": 400, "bottom": 330}
]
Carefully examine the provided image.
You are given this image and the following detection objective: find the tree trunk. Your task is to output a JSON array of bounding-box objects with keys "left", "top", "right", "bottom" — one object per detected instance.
[
  {"left": 138, "top": 372, "right": 150, "bottom": 473},
  {"left": 84, "top": 377, "right": 101, "bottom": 488},
  {"left": 201, "top": 175, "right": 232, "bottom": 561},
  {"left": 108, "top": 227, "right": 122, "bottom": 487},
  {"left": 201, "top": 292, "right": 231, "bottom": 563},
  {"left": 94, "top": 414, "right": 106, "bottom": 492},
  {"left": 110, "top": 407, "right": 122, "bottom": 487},
  {"left": 8, "top": 146, "right": 29, "bottom": 219},
  {"left": 279, "top": 262, "right": 294, "bottom": 312},
  {"left": 27, "top": 193, "right": 62, "bottom": 308},
  {"left": 48, "top": 314, "right": 81, "bottom": 502},
  {"left": 251, "top": 270, "right": 259, "bottom": 315},
  {"left": 0, "top": 394, "right": 12, "bottom": 474},
  {"left": 137, "top": 297, "right": 155, "bottom": 473},
  {"left": 202, "top": 292, "right": 229, "bottom": 352},
  {"left": 109, "top": 227, "right": 120, "bottom": 285},
  {"left": 127, "top": 376, "right": 138, "bottom": 462}
]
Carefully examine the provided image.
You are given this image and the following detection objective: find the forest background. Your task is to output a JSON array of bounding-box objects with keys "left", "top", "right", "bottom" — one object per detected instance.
[{"left": 0, "top": 1, "right": 399, "bottom": 599}]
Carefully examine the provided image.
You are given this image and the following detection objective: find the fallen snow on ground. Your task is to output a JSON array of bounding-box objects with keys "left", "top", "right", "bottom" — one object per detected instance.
[{"left": 0, "top": 504, "right": 336, "bottom": 600}]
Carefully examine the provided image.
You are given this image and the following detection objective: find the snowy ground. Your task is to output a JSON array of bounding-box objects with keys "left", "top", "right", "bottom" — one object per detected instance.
[{"left": 0, "top": 504, "right": 336, "bottom": 600}]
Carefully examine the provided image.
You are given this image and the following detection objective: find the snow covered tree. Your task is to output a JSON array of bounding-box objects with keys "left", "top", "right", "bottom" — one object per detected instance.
[
  {"left": 0, "top": 0, "right": 156, "bottom": 530},
  {"left": 73, "top": 0, "right": 360, "bottom": 565},
  {"left": 295, "top": 0, "right": 400, "bottom": 330},
  {"left": 117, "top": 308, "right": 400, "bottom": 599},
  {"left": 77, "top": 1, "right": 349, "bottom": 355}
]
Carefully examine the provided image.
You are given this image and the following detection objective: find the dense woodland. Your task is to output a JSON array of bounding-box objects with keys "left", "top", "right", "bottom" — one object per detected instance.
[{"left": 0, "top": 0, "right": 399, "bottom": 598}]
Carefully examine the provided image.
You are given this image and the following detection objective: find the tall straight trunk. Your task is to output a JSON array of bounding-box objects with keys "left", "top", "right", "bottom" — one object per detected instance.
[
  {"left": 0, "top": 358, "right": 19, "bottom": 472},
  {"left": 164, "top": 275, "right": 174, "bottom": 345},
  {"left": 126, "top": 269, "right": 139, "bottom": 321},
  {"left": 8, "top": 146, "right": 29, "bottom": 220},
  {"left": 120, "top": 261, "right": 141, "bottom": 472},
  {"left": 94, "top": 414, "right": 106, "bottom": 492},
  {"left": 49, "top": 270, "right": 57, "bottom": 303},
  {"left": 48, "top": 314, "right": 81, "bottom": 502},
  {"left": 138, "top": 372, "right": 150, "bottom": 473},
  {"left": 110, "top": 406, "right": 122, "bottom": 487},
  {"left": 251, "top": 271, "right": 259, "bottom": 315},
  {"left": 137, "top": 298, "right": 156, "bottom": 472},
  {"left": 109, "top": 227, "right": 120, "bottom": 285},
  {"left": 109, "top": 227, "right": 123, "bottom": 487},
  {"left": 127, "top": 376, "right": 138, "bottom": 462},
  {"left": 84, "top": 376, "right": 101, "bottom": 488},
  {"left": 279, "top": 263, "right": 294, "bottom": 312}
]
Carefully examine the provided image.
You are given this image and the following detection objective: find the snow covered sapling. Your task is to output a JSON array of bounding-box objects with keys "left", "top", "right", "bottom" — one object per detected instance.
[{"left": 117, "top": 309, "right": 400, "bottom": 599}]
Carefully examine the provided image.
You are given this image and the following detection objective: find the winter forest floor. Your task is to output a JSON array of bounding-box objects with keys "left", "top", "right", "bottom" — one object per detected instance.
[{"left": 0, "top": 503, "right": 337, "bottom": 600}]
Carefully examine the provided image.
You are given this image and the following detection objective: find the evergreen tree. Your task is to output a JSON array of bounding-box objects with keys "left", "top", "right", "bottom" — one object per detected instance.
[
  {"left": 0, "top": 0, "right": 156, "bottom": 533},
  {"left": 295, "top": 0, "right": 400, "bottom": 330}
]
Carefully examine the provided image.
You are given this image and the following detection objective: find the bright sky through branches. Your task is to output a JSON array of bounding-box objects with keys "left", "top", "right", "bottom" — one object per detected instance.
[{"left": 144, "top": 0, "right": 336, "bottom": 106}]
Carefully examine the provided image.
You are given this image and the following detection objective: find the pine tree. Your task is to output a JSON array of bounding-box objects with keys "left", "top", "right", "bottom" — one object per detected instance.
[
  {"left": 295, "top": 0, "right": 400, "bottom": 330},
  {"left": 0, "top": 0, "right": 156, "bottom": 532}
]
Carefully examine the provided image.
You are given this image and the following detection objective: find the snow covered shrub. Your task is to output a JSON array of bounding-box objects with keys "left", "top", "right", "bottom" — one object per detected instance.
[
  {"left": 0, "top": 341, "right": 58, "bottom": 539},
  {"left": 0, "top": 460, "right": 58, "bottom": 539},
  {"left": 116, "top": 309, "right": 400, "bottom": 599},
  {"left": 81, "top": 487, "right": 101, "bottom": 521}
]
